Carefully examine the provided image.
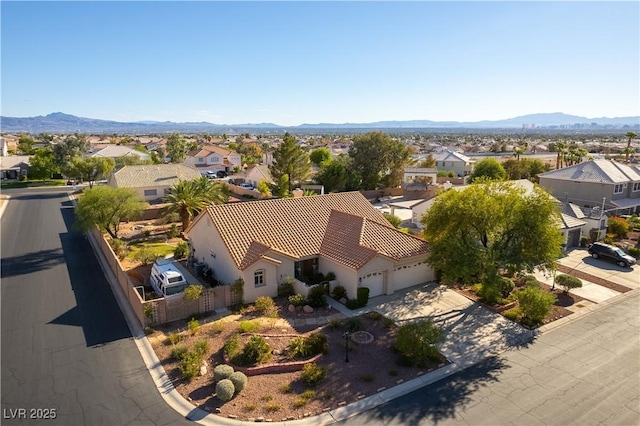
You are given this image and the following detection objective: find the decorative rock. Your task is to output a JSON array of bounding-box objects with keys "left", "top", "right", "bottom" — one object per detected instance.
[
  {"left": 255, "top": 417, "right": 265, "bottom": 422},
  {"left": 323, "top": 408, "right": 331, "bottom": 412},
  {"left": 396, "top": 379, "right": 404, "bottom": 384},
  {"left": 199, "top": 360, "right": 208, "bottom": 376},
  {"left": 357, "top": 394, "right": 365, "bottom": 400},
  {"left": 338, "top": 401, "right": 347, "bottom": 407},
  {"left": 303, "top": 412, "right": 310, "bottom": 417},
  {"left": 287, "top": 416, "right": 296, "bottom": 421},
  {"left": 228, "top": 415, "right": 238, "bottom": 419},
  {"left": 288, "top": 304, "right": 296, "bottom": 313},
  {"left": 303, "top": 305, "right": 314, "bottom": 313},
  {"left": 215, "top": 408, "right": 222, "bottom": 413},
  {"left": 377, "top": 387, "right": 386, "bottom": 392},
  {"left": 272, "top": 349, "right": 281, "bottom": 355}
]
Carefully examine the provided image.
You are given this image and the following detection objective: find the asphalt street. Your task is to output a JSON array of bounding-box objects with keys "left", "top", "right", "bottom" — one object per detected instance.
[
  {"left": 336, "top": 292, "right": 640, "bottom": 426},
  {"left": 1, "top": 188, "right": 190, "bottom": 426}
]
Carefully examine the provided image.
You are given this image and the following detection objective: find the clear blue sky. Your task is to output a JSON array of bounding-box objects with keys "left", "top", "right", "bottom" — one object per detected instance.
[{"left": 2, "top": 1, "right": 639, "bottom": 126}]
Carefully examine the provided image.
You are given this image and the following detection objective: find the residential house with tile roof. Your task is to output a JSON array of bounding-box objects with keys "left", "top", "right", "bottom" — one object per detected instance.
[
  {"left": 538, "top": 160, "right": 640, "bottom": 214},
  {"left": 432, "top": 150, "right": 475, "bottom": 178},
  {"left": 243, "top": 164, "right": 274, "bottom": 187},
  {"left": 185, "top": 145, "right": 241, "bottom": 174},
  {"left": 185, "top": 192, "right": 434, "bottom": 304},
  {"left": 90, "top": 145, "right": 150, "bottom": 162},
  {"left": 108, "top": 164, "right": 202, "bottom": 201}
]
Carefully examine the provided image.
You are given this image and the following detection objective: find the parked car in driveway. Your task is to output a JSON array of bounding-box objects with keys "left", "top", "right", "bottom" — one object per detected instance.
[
  {"left": 239, "top": 183, "right": 254, "bottom": 190},
  {"left": 587, "top": 242, "right": 636, "bottom": 268}
]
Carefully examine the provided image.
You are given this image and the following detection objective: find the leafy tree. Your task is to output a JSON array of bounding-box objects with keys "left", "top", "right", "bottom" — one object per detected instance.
[
  {"left": 383, "top": 213, "right": 402, "bottom": 228},
  {"left": 17, "top": 135, "right": 35, "bottom": 155},
  {"left": 166, "top": 133, "right": 187, "bottom": 163},
  {"left": 502, "top": 158, "right": 550, "bottom": 182},
  {"left": 277, "top": 174, "right": 290, "bottom": 198},
  {"left": 555, "top": 274, "right": 582, "bottom": 293},
  {"left": 349, "top": 132, "right": 410, "bottom": 190},
  {"left": 256, "top": 179, "right": 272, "bottom": 197},
  {"left": 315, "top": 155, "right": 349, "bottom": 193},
  {"left": 164, "top": 176, "right": 228, "bottom": 230},
  {"left": 115, "top": 155, "right": 153, "bottom": 169},
  {"left": 608, "top": 217, "right": 630, "bottom": 238},
  {"left": 470, "top": 158, "right": 506, "bottom": 182},
  {"left": 52, "top": 133, "right": 88, "bottom": 170},
  {"left": 420, "top": 153, "right": 436, "bottom": 168},
  {"left": 384, "top": 139, "right": 413, "bottom": 188},
  {"left": 421, "top": 181, "right": 563, "bottom": 285},
  {"left": 625, "top": 131, "right": 637, "bottom": 163},
  {"left": 270, "top": 133, "right": 311, "bottom": 192},
  {"left": 66, "top": 157, "right": 115, "bottom": 188},
  {"left": 74, "top": 186, "right": 147, "bottom": 239},
  {"left": 29, "top": 149, "right": 59, "bottom": 180},
  {"left": 309, "top": 147, "right": 331, "bottom": 166}
]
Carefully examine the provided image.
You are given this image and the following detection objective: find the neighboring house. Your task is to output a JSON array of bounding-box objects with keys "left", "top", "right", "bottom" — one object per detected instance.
[
  {"left": 538, "top": 160, "right": 640, "bottom": 215},
  {"left": 0, "top": 155, "right": 30, "bottom": 179},
  {"left": 186, "top": 192, "right": 434, "bottom": 304},
  {"left": 403, "top": 167, "right": 438, "bottom": 189},
  {"left": 90, "top": 145, "right": 150, "bottom": 162},
  {"left": 0, "top": 137, "right": 9, "bottom": 156},
  {"left": 563, "top": 203, "right": 609, "bottom": 242},
  {"left": 432, "top": 150, "right": 475, "bottom": 177},
  {"left": 108, "top": 164, "right": 202, "bottom": 201},
  {"left": 185, "top": 145, "right": 241, "bottom": 174},
  {"left": 243, "top": 164, "right": 274, "bottom": 187}
]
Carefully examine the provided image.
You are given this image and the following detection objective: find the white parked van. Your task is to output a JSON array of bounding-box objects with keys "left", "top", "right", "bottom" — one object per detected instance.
[{"left": 150, "top": 258, "right": 188, "bottom": 297}]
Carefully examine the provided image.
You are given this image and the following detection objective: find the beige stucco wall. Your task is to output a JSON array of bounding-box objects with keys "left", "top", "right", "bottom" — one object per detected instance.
[
  {"left": 358, "top": 256, "right": 395, "bottom": 296},
  {"left": 320, "top": 258, "right": 359, "bottom": 299},
  {"left": 242, "top": 260, "right": 279, "bottom": 303}
]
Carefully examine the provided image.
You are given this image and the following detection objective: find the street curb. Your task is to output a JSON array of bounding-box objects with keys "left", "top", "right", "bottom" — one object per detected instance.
[{"left": 0, "top": 194, "right": 10, "bottom": 220}]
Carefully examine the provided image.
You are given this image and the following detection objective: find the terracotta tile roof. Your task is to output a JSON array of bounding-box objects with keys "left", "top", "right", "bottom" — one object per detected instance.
[
  {"left": 110, "top": 164, "right": 202, "bottom": 188},
  {"left": 190, "top": 192, "right": 428, "bottom": 270},
  {"left": 187, "top": 145, "right": 232, "bottom": 158}
]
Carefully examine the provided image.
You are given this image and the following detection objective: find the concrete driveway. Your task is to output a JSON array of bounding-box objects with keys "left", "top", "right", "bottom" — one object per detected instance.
[
  {"left": 559, "top": 248, "right": 639, "bottom": 290},
  {"left": 368, "top": 284, "right": 535, "bottom": 368}
]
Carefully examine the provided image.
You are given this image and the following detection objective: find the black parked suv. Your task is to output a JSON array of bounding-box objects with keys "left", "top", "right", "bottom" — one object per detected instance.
[{"left": 587, "top": 242, "right": 636, "bottom": 268}]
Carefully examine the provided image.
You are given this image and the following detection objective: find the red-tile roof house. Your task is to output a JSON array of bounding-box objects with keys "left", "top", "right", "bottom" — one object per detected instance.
[
  {"left": 185, "top": 192, "right": 433, "bottom": 304},
  {"left": 185, "top": 145, "right": 242, "bottom": 173}
]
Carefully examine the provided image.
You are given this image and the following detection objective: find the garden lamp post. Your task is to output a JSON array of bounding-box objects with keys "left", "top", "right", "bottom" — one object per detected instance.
[{"left": 343, "top": 331, "right": 351, "bottom": 363}]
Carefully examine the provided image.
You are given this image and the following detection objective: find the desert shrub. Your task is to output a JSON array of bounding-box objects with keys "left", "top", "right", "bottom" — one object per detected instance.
[
  {"left": 503, "top": 307, "right": 522, "bottom": 321},
  {"left": 179, "top": 350, "right": 203, "bottom": 381},
  {"left": 229, "top": 371, "right": 248, "bottom": 393},
  {"left": 307, "top": 285, "right": 327, "bottom": 308},
  {"left": 183, "top": 284, "right": 203, "bottom": 301},
  {"left": 170, "top": 345, "right": 188, "bottom": 360},
  {"left": 305, "top": 332, "right": 329, "bottom": 355},
  {"left": 603, "top": 234, "right": 615, "bottom": 244},
  {"left": 361, "top": 373, "right": 375, "bottom": 382},
  {"left": 325, "top": 272, "right": 336, "bottom": 281},
  {"left": 238, "top": 320, "right": 260, "bottom": 333},
  {"left": 188, "top": 318, "right": 200, "bottom": 335},
  {"left": 395, "top": 319, "right": 444, "bottom": 368},
  {"left": 498, "top": 277, "right": 515, "bottom": 298},
  {"left": 608, "top": 217, "right": 630, "bottom": 238},
  {"left": 288, "top": 294, "right": 306, "bottom": 307},
  {"left": 328, "top": 319, "right": 342, "bottom": 330},
  {"left": 580, "top": 236, "right": 589, "bottom": 247},
  {"left": 158, "top": 212, "right": 180, "bottom": 224},
  {"left": 167, "top": 332, "right": 182, "bottom": 346},
  {"left": 194, "top": 340, "right": 209, "bottom": 356},
  {"left": 366, "top": 311, "right": 384, "bottom": 321},
  {"left": 478, "top": 279, "right": 501, "bottom": 304},
  {"left": 242, "top": 403, "right": 257, "bottom": 412},
  {"left": 515, "top": 287, "right": 556, "bottom": 326},
  {"left": 254, "top": 296, "right": 277, "bottom": 316},
  {"left": 301, "top": 390, "right": 316, "bottom": 399},
  {"left": 223, "top": 335, "right": 240, "bottom": 359},
  {"left": 471, "top": 283, "right": 482, "bottom": 293},
  {"left": 331, "top": 285, "right": 347, "bottom": 300},
  {"left": 520, "top": 275, "right": 541, "bottom": 288},
  {"left": 133, "top": 247, "right": 158, "bottom": 265},
  {"left": 555, "top": 274, "right": 582, "bottom": 293},
  {"left": 301, "top": 363, "right": 327, "bottom": 386},
  {"left": 109, "top": 238, "right": 128, "bottom": 260},
  {"left": 628, "top": 247, "right": 640, "bottom": 259},
  {"left": 215, "top": 379, "right": 235, "bottom": 402},
  {"left": 345, "top": 298, "right": 361, "bottom": 310},
  {"left": 286, "top": 337, "right": 310, "bottom": 360},
  {"left": 174, "top": 241, "right": 189, "bottom": 259},
  {"left": 343, "top": 317, "right": 363, "bottom": 332},
  {"left": 264, "top": 402, "right": 281, "bottom": 412},
  {"left": 166, "top": 223, "right": 180, "bottom": 239},
  {"left": 278, "top": 277, "right": 295, "bottom": 297},
  {"left": 213, "top": 364, "right": 235, "bottom": 383},
  {"left": 382, "top": 317, "right": 396, "bottom": 329},
  {"left": 237, "top": 336, "right": 271, "bottom": 365},
  {"left": 356, "top": 287, "right": 370, "bottom": 307},
  {"left": 279, "top": 383, "right": 293, "bottom": 394}
]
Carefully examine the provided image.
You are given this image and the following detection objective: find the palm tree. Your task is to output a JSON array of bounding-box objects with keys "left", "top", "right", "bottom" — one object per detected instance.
[
  {"left": 625, "top": 131, "right": 637, "bottom": 163},
  {"left": 555, "top": 141, "right": 567, "bottom": 169},
  {"left": 164, "top": 177, "right": 227, "bottom": 231}
]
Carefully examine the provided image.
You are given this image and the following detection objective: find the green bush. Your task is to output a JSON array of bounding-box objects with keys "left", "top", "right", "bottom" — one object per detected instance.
[
  {"left": 254, "top": 296, "right": 277, "bottom": 316},
  {"left": 286, "top": 337, "right": 310, "bottom": 360},
  {"left": 213, "top": 364, "right": 235, "bottom": 383},
  {"left": 555, "top": 274, "right": 582, "bottom": 293},
  {"left": 288, "top": 294, "right": 306, "bottom": 307},
  {"left": 133, "top": 247, "right": 158, "bottom": 265},
  {"left": 608, "top": 217, "right": 630, "bottom": 238},
  {"left": 628, "top": 247, "right": 640, "bottom": 259},
  {"left": 170, "top": 345, "right": 188, "bottom": 360},
  {"left": 188, "top": 318, "right": 200, "bottom": 335},
  {"left": 478, "top": 280, "right": 501, "bottom": 305},
  {"left": 109, "top": 238, "right": 129, "bottom": 260},
  {"left": 238, "top": 320, "right": 260, "bottom": 333},
  {"left": 521, "top": 275, "right": 541, "bottom": 288},
  {"left": 238, "top": 336, "right": 271, "bottom": 365},
  {"left": 194, "top": 340, "right": 209, "bottom": 356},
  {"left": 394, "top": 319, "right": 444, "bottom": 368},
  {"left": 503, "top": 307, "right": 522, "bottom": 321},
  {"left": 215, "top": 379, "right": 235, "bottom": 402},
  {"left": 307, "top": 285, "right": 327, "bottom": 308},
  {"left": 167, "top": 223, "right": 180, "bottom": 239},
  {"left": 300, "top": 363, "right": 327, "bottom": 386},
  {"left": 343, "top": 317, "right": 363, "bottom": 332},
  {"left": 580, "top": 236, "right": 589, "bottom": 247},
  {"left": 179, "top": 350, "right": 203, "bottom": 381},
  {"left": 331, "top": 285, "right": 347, "bottom": 300},
  {"left": 356, "top": 287, "right": 370, "bottom": 307},
  {"left": 383, "top": 212, "right": 402, "bottom": 228},
  {"left": 278, "top": 278, "right": 295, "bottom": 297},
  {"left": 345, "top": 298, "right": 361, "bottom": 310},
  {"left": 305, "top": 332, "right": 329, "bottom": 355},
  {"left": 167, "top": 332, "right": 182, "bottom": 346},
  {"left": 515, "top": 287, "right": 556, "bottom": 326},
  {"left": 325, "top": 272, "right": 336, "bottom": 281},
  {"left": 174, "top": 241, "right": 189, "bottom": 259},
  {"left": 498, "top": 277, "right": 515, "bottom": 298},
  {"left": 229, "top": 371, "right": 248, "bottom": 393},
  {"left": 223, "top": 335, "right": 240, "bottom": 359}
]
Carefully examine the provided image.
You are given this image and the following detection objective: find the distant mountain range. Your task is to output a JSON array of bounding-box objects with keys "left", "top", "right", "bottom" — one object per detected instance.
[{"left": 1, "top": 112, "right": 638, "bottom": 134}]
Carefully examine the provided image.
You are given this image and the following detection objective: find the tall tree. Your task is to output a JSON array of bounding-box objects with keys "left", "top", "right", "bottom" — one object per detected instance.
[
  {"left": 66, "top": 157, "right": 115, "bottom": 188},
  {"left": 52, "top": 133, "right": 88, "bottom": 170},
  {"left": 385, "top": 139, "right": 412, "bottom": 188},
  {"left": 29, "top": 149, "right": 59, "bottom": 181},
  {"left": 421, "top": 181, "right": 563, "bottom": 285},
  {"left": 166, "top": 133, "right": 187, "bottom": 163},
  {"left": 17, "top": 135, "right": 35, "bottom": 155},
  {"left": 470, "top": 158, "right": 507, "bottom": 182},
  {"left": 74, "top": 186, "right": 147, "bottom": 239},
  {"left": 349, "top": 132, "right": 396, "bottom": 190},
  {"left": 420, "top": 153, "right": 436, "bottom": 168},
  {"left": 625, "top": 131, "right": 637, "bottom": 163},
  {"left": 309, "top": 147, "right": 331, "bottom": 166},
  {"left": 315, "top": 156, "right": 347, "bottom": 193},
  {"left": 553, "top": 141, "right": 567, "bottom": 169},
  {"left": 270, "top": 132, "right": 311, "bottom": 192},
  {"left": 164, "top": 177, "right": 228, "bottom": 230}
]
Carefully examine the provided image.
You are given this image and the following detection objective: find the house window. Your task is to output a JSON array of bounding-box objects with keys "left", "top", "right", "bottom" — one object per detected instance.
[
  {"left": 613, "top": 184, "right": 624, "bottom": 194},
  {"left": 633, "top": 182, "right": 640, "bottom": 192},
  {"left": 600, "top": 219, "right": 606, "bottom": 229},
  {"left": 198, "top": 157, "right": 204, "bottom": 163},
  {"left": 254, "top": 270, "right": 265, "bottom": 288},
  {"left": 294, "top": 258, "right": 318, "bottom": 282},
  {"left": 144, "top": 189, "right": 158, "bottom": 196}
]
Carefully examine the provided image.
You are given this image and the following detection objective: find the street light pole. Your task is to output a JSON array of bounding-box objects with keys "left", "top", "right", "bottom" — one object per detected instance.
[{"left": 343, "top": 331, "right": 350, "bottom": 363}]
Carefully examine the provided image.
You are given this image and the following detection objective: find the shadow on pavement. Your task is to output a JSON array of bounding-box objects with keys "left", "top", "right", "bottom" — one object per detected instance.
[
  {"left": 1, "top": 248, "right": 66, "bottom": 278},
  {"left": 580, "top": 256, "right": 636, "bottom": 272}
]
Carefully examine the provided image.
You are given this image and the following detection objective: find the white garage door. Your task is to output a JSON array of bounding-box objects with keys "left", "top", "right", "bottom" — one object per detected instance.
[
  {"left": 359, "top": 271, "right": 385, "bottom": 297},
  {"left": 394, "top": 262, "right": 433, "bottom": 291}
]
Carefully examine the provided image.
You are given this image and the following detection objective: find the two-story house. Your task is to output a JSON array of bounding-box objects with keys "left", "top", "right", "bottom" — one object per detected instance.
[
  {"left": 538, "top": 160, "right": 640, "bottom": 215},
  {"left": 185, "top": 145, "right": 242, "bottom": 174},
  {"left": 433, "top": 150, "right": 475, "bottom": 178}
]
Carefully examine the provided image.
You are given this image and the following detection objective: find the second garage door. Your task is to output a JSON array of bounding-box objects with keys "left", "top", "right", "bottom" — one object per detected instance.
[{"left": 359, "top": 271, "right": 385, "bottom": 297}]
